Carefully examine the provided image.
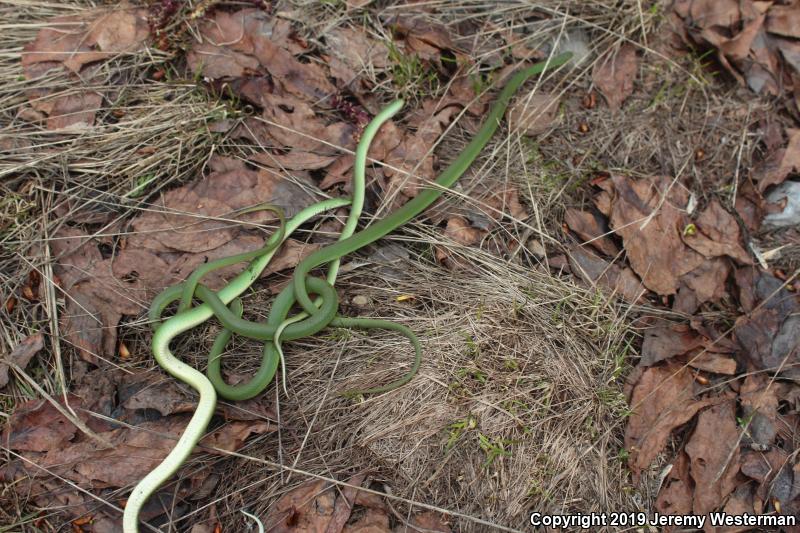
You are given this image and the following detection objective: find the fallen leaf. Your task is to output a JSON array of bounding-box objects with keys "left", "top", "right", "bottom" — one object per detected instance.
[
  {"left": 740, "top": 448, "right": 789, "bottom": 505},
  {"left": 656, "top": 451, "right": 693, "bottom": 516},
  {"left": 564, "top": 208, "right": 620, "bottom": 257},
  {"left": 2, "top": 396, "right": 81, "bottom": 452},
  {"left": 680, "top": 350, "right": 738, "bottom": 375},
  {"left": 600, "top": 175, "right": 705, "bottom": 295},
  {"left": 508, "top": 93, "right": 561, "bottom": 136},
  {"left": 326, "top": 27, "right": 390, "bottom": 72},
  {"left": 326, "top": 472, "right": 368, "bottom": 533},
  {"left": 0, "top": 333, "right": 44, "bottom": 388},
  {"left": 685, "top": 401, "right": 741, "bottom": 515},
  {"left": 44, "top": 91, "right": 104, "bottom": 131},
  {"left": 21, "top": 7, "right": 149, "bottom": 130},
  {"left": 188, "top": 10, "right": 336, "bottom": 102},
  {"left": 435, "top": 216, "right": 485, "bottom": 269},
  {"left": 391, "top": 15, "right": 458, "bottom": 62},
  {"left": 624, "top": 363, "right": 721, "bottom": 480},
  {"left": 739, "top": 373, "right": 780, "bottom": 447},
  {"left": 2, "top": 368, "right": 273, "bottom": 528},
  {"left": 264, "top": 479, "right": 336, "bottom": 533},
  {"left": 50, "top": 228, "right": 143, "bottom": 363},
  {"left": 50, "top": 153, "right": 327, "bottom": 362},
  {"left": 250, "top": 151, "right": 339, "bottom": 172},
  {"left": 118, "top": 372, "right": 197, "bottom": 417},
  {"left": 719, "top": 483, "right": 756, "bottom": 533},
  {"left": 673, "top": 259, "right": 731, "bottom": 314},
  {"left": 398, "top": 512, "right": 452, "bottom": 533},
  {"left": 443, "top": 216, "right": 482, "bottom": 246},
  {"left": 568, "top": 247, "right": 646, "bottom": 303},
  {"left": 673, "top": 0, "right": 800, "bottom": 103},
  {"left": 765, "top": 5, "right": 800, "bottom": 39},
  {"left": 641, "top": 324, "right": 706, "bottom": 366},
  {"left": 343, "top": 509, "right": 390, "bottom": 533},
  {"left": 203, "top": 420, "right": 274, "bottom": 453},
  {"left": 128, "top": 164, "right": 300, "bottom": 254},
  {"left": 592, "top": 43, "right": 638, "bottom": 110},
  {"left": 233, "top": 88, "right": 356, "bottom": 158},
  {"left": 380, "top": 103, "right": 460, "bottom": 203},
  {"left": 478, "top": 184, "right": 530, "bottom": 221},
  {"left": 682, "top": 199, "right": 751, "bottom": 264},
  {"left": 752, "top": 129, "right": 800, "bottom": 192},
  {"left": 21, "top": 8, "right": 149, "bottom": 74},
  {"left": 733, "top": 269, "right": 800, "bottom": 380}
]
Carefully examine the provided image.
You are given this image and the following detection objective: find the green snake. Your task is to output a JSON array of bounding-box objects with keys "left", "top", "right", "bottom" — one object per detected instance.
[{"left": 123, "top": 53, "right": 570, "bottom": 532}]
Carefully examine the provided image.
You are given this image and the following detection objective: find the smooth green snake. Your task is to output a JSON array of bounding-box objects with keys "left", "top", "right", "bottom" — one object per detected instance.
[{"left": 123, "top": 52, "right": 571, "bottom": 532}]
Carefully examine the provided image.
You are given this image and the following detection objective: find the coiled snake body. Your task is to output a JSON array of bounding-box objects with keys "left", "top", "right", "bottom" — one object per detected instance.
[{"left": 123, "top": 53, "right": 570, "bottom": 532}]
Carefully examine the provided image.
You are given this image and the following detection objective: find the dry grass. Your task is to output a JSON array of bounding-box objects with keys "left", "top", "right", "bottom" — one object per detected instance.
[{"left": 0, "top": 0, "right": 773, "bottom": 531}]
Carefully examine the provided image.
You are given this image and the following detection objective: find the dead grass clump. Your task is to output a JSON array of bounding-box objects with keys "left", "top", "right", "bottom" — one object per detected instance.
[{"left": 195, "top": 242, "right": 636, "bottom": 531}]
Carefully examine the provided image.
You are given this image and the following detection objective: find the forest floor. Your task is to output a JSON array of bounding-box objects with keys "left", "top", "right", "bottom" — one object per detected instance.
[{"left": 1, "top": 1, "right": 799, "bottom": 532}]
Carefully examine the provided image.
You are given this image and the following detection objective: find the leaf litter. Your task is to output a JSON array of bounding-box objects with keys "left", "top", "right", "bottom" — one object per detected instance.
[
  {"left": 562, "top": 0, "right": 800, "bottom": 517},
  {"left": 5, "top": 4, "right": 576, "bottom": 530},
  {"left": 1, "top": 367, "right": 275, "bottom": 527},
  {"left": 10, "top": 0, "right": 800, "bottom": 529},
  {"left": 21, "top": 5, "right": 150, "bottom": 130}
]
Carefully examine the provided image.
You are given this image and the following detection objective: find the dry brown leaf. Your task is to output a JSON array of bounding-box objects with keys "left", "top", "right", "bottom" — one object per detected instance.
[
  {"left": 264, "top": 479, "right": 337, "bottom": 533},
  {"left": 250, "top": 151, "right": 339, "bottom": 171},
  {"left": 752, "top": 128, "right": 800, "bottom": 192},
  {"left": 673, "top": 258, "right": 731, "bottom": 314},
  {"left": 507, "top": 93, "right": 561, "bottom": 136},
  {"left": 673, "top": 0, "right": 800, "bottom": 102},
  {"left": 380, "top": 103, "right": 460, "bottom": 203},
  {"left": 564, "top": 208, "right": 620, "bottom": 257},
  {"left": 44, "top": 92, "right": 104, "bottom": 131},
  {"left": 680, "top": 350, "right": 738, "bottom": 375},
  {"left": 52, "top": 155, "right": 327, "bottom": 362},
  {"left": 326, "top": 27, "right": 390, "bottom": 72},
  {"left": 683, "top": 199, "right": 751, "bottom": 264},
  {"left": 397, "top": 512, "right": 452, "bottom": 533},
  {"left": 739, "top": 373, "right": 780, "bottom": 447},
  {"left": 443, "top": 216, "right": 483, "bottom": 246},
  {"left": 326, "top": 472, "right": 368, "bottom": 533},
  {"left": 656, "top": 451, "right": 693, "bottom": 516},
  {"left": 601, "top": 175, "right": 705, "bottom": 295},
  {"left": 50, "top": 228, "right": 143, "bottom": 363},
  {"left": 2, "top": 396, "right": 82, "bottom": 452},
  {"left": 391, "top": 16, "right": 458, "bottom": 62},
  {"left": 766, "top": 5, "right": 800, "bottom": 39},
  {"left": 128, "top": 163, "right": 306, "bottom": 253},
  {"left": 118, "top": 372, "right": 197, "bottom": 417},
  {"left": 719, "top": 483, "right": 756, "bottom": 533},
  {"left": 480, "top": 184, "right": 529, "bottom": 221},
  {"left": 203, "top": 420, "right": 274, "bottom": 453},
  {"left": 733, "top": 269, "right": 800, "bottom": 381},
  {"left": 188, "top": 9, "right": 336, "bottom": 102},
  {"left": 3, "top": 368, "right": 273, "bottom": 525},
  {"left": 685, "top": 401, "right": 741, "bottom": 515},
  {"left": 592, "top": 43, "right": 638, "bottom": 111},
  {"left": 343, "top": 509, "right": 391, "bottom": 533},
  {"left": 435, "top": 216, "right": 484, "bottom": 269},
  {"left": 21, "top": 7, "right": 149, "bottom": 130},
  {"left": 568, "top": 247, "right": 646, "bottom": 303},
  {"left": 0, "top": 333, "right": 44, "bottom": 388},
  {"left": 21, "top": 7, "right": 149, "bottom": 74},
  {"left": 641, "top": 324, "right": 707, "bottom": 366},
  {"left": 740, "top": 448, "right": 785, "bottom": 490},
  {"left": 624, "top": 363, "right": 721, "bottom": 480}
]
